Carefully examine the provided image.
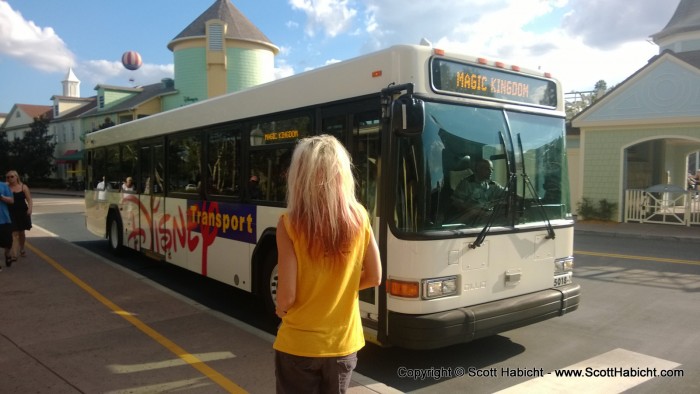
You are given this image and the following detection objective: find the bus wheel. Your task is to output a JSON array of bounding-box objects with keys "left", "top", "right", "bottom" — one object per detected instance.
[
  {"left": 261, "top": 251, "right": 279, "bottom": 320},
  {"left": 107, "top": 213, "right": 123, "bottom": 255}
]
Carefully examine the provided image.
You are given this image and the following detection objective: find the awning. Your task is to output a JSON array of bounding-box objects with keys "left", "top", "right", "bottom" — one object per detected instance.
[{"left": 56, "top": 149, "right": 84, "bottom": 163}]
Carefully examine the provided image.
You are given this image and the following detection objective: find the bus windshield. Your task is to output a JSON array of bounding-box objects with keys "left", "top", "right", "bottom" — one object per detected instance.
[{"left": 393, "top": 101, "right": 571, "bottom": 234}]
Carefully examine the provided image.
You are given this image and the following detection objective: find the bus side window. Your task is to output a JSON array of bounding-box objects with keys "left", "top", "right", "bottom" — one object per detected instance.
[
  {"left": 248, "top": 147, "right": 292, "bottom": 202},
  {"left": 207, "top": 129, "right": 241, "bottom": 197},
  {"left": 121, "top": 142, "right": 138, "bottom": 193},
  {"left": 154, "top": 145, "right": 165, "bottom": 195},
  {"left": 271, "top": 149, "right": 292, "bottom": 202},
  {"left": 139, "top": 146, "right": 151, "bottom": 194},
  {"left": 169, "top": 134, "right": 201, "bottom": 194},
  {"left": 247, "top": 113, "right": 310, "bottom": 201}
]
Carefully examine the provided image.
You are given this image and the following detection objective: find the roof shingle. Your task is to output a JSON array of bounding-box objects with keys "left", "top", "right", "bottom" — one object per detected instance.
[
  {"left": 168, "top": 0, "right": 276, "bottom": 52},
  {"left": 651, "top": 0, "right": 700, "bottom": 41}
]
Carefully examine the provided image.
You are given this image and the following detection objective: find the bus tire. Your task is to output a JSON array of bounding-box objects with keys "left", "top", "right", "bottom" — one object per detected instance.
[
  {"left": 107, "top": 212, "right": 124, "bottom": 255},
  {"left": 261, "top": 251, "right": 280, "bottom": 321}
]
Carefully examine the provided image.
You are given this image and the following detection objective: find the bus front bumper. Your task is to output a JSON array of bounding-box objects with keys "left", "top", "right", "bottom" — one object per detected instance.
[{"left": 387, "top": 283, "right": 580, "bottom": 349}]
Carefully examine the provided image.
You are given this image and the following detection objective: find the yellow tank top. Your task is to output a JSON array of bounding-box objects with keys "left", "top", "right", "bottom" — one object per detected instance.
[{"left": 273, "top": 213, "right": 370, "bottom": 357}]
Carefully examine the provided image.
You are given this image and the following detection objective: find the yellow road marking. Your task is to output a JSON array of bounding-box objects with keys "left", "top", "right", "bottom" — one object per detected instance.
[
  {"left": 27, "top": 242, "right": 247, "bottom": 394},
  {"left": 575, "top": 250, "right": 700, "bottom": 266}
]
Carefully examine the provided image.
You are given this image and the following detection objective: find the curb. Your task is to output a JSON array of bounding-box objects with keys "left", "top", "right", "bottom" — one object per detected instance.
[{"left": 574, "top": 228, "right": 700, "bottom": 243}]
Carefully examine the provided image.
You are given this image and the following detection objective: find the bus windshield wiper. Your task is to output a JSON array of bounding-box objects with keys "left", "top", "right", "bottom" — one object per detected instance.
[
  {"left": 517, "top": 134, "right": 555, "bottom": 240},
  {"left": 469, "top": 186, "right": 511, "bottom": 249},
  {"left": 470, "top": 131, "right": 515, "bottom": 249}
]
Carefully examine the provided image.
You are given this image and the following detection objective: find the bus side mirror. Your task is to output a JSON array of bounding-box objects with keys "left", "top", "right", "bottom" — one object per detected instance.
[{"left": 392, "top": 96, "right": 424, "bottom": 136}]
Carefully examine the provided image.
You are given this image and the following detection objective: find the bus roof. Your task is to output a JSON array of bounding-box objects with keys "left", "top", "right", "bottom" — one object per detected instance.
[{"left": 86, "top": 44, "right": 561, "bottom": 147}]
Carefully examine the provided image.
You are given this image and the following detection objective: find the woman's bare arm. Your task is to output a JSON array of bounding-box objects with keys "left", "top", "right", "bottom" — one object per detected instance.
[
  {"left": 359, "top": 226, "right": 382, "bottom": 290},
  {"left": 275, "top": 216, "right": 298, "bottom": 317}
]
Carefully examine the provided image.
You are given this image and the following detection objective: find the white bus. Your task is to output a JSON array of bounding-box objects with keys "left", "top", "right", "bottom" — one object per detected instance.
[{"left": 85, "top": 44, "right": 579, "bottom": 349}]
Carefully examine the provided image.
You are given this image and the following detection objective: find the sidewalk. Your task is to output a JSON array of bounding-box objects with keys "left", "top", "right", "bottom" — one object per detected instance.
[
  {"left": 32, "top": 187, "right": 85, "bottom": 198},
  {"left": 573, "top": 219, "right": 700, "bottom": 242}
]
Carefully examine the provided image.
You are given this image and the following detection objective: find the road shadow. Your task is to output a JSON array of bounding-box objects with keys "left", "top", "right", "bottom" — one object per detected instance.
[
  {"left": 73, "top": 240, "right": 280, "bottom": 334},
  {"left": 357, "top": 335, "right": 525, "bottom": 392}
]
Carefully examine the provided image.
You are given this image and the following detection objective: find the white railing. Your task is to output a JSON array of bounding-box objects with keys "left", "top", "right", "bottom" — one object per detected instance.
[{"left": 625, "top": 187, "right": 700, "bottom": 226}]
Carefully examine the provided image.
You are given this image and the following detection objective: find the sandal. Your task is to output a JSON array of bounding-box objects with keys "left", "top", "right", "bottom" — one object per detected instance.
[
  {"left": 20, "top": 249, "right": 26, "bottom": 257},
  {"left": 5, "top": 255, "right": 13, "bottom": 268}
]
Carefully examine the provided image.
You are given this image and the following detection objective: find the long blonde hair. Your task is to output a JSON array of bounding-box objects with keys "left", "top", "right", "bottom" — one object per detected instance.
[
  {"left": 286, "top": 135, "right": 366, "bottom": 259},
  {"left": 5, "top": 170, "right": 21, "bottom": 186}
]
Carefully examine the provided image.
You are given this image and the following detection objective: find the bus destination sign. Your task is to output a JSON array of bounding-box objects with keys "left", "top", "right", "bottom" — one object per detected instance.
[
  {"left": 264, "top": 129, "right": 299, "bottom": 142},
  {"left": 431, "top": 58, "right": 557, "bottom": 107}
]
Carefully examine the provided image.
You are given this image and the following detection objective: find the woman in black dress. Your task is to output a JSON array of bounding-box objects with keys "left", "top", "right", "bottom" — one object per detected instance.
[{"left": 5, "top": 170, "right": 32, "bottom": 260}]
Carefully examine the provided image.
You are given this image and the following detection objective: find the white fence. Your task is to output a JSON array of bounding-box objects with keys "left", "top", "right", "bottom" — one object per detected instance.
[{"left": 625, "top": 188, "right": 700, "bottom": 226}]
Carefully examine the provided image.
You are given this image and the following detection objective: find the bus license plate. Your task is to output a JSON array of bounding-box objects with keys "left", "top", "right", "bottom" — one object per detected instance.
[{"left": 553, "top": 273, "right": 572, "bottom": 287}]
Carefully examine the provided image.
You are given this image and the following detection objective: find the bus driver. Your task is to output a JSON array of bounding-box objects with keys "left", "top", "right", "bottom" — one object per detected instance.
[{"left": 451, "top": 159, "right": 505, "bottom": 222}]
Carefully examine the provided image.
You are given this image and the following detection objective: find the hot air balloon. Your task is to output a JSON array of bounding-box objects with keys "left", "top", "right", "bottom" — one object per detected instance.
[{"left": 121, "top": 51, "right": 142, "bottom": 71}]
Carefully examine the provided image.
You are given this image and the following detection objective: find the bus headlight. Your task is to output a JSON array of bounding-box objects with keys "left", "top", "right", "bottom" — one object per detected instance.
[
  {"left": 554, "top": 256, "right": 574, "bottom": 274},
  {"left": 423, "top": 276, "right": 458, "bottom": 299}
]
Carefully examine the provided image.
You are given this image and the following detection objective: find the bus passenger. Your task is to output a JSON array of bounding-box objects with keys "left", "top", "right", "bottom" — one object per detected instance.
[
  {"left": 248, "top": 175, "right": 261, "bottom": 199},
  {"left": 122, "top": 176, "right": 135, "bottom": 192},
  {"left": 96, "top": 176, "right": 107, "bottom": 200},
  {"left": 273, "top": 135, "right": 382, "bottom": 394}
]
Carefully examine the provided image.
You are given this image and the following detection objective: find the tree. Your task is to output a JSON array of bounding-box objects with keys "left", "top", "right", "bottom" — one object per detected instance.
[
  {"left": 565, "top": 80, "right": 611, "bottom": 120},
  {"left": 0, "top": 133, "right": 10, "bottom": 171},
  {"left": 593, "top": 80, "right": 608, "bottom": 98},
  {"left": 9, "top": 116, "right": 57, "bottom": 181}
]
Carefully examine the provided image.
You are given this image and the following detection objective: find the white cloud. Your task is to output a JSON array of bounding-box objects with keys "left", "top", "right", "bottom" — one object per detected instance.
[
  {"left": 0, "top": 1, "right": 74, "bottom": 72},
  {"left": 360, "top": 0, "right": 503, "bottom": 51},
  {"left": 547, "top": 38, "right": 659, "bottom": 92},
  {"left": 562, "top": 0, "right": 679, "bottom": 49},
  {"left": 278, "top": 45, "right": 292, "bottom": 56},
  {"left": 274, "top": 59, "right": 295, "bottom": 80},
  {"left": 354, "top": 0, "right": 672, "bottom": 91},
  {"left": 289, "top": 0, "right": 358, "bottom": 37}
]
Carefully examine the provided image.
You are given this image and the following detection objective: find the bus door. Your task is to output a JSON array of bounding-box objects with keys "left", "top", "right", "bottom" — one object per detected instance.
[
  {"left": 351, "top": 110, "right": 382, "bottom": 326},
  {"left": 138, "top": 141, "right": 166, "bottom": 259},
  {"left": 321, "top": 102, "right": 382, "bottom": 327}
]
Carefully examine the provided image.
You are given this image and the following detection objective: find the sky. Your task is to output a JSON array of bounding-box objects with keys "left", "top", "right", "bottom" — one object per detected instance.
[{"left": 0, "top": 0, "right": 682, "bottom": 113}]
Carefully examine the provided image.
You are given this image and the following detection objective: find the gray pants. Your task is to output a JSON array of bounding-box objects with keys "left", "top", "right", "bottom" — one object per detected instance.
[{"left": 275, "top": 350, "right": 358, "bottom": 394}]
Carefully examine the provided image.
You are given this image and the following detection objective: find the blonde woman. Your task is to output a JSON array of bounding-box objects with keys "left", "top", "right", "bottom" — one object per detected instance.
[
  {"left": 5, "top": 171, "right": 32, "bottom": 260},
  {"left": 273, "top": 135, "right": 382, "bottom": 393}
]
